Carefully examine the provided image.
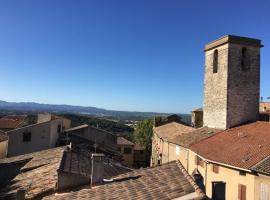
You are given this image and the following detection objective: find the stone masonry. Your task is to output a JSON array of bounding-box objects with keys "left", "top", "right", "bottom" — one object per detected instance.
[{"left": 203, "top": 35, "right": 263, "bottom": 129}]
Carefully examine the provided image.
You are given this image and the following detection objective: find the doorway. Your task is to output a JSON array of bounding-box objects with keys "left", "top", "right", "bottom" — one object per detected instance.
[{"left": 212, "top": 181, "right": 226, "bottom": 200}]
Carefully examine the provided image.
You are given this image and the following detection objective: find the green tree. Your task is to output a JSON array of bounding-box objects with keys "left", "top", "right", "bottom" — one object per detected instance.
[{"left": 134, "top": 119, "right": 153, "bottom": 151}]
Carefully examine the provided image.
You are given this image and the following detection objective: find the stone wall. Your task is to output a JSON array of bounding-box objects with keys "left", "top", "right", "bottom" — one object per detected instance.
[
  {"left": 203, "top": 40, "right": 260, "bottom": 129},
  {"left": 203, "top": 44, "right": 229, "bottom": 129},
  {"left": 227, "top": 44, "right": 260, "bottom": 128}
]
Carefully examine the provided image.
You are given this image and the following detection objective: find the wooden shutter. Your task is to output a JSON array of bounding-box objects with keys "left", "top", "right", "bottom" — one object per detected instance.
[
  {"left": 212, "top": 164, "right": 219, "bottom": 173},
  {"left": 238, "top": 184, "right": 246, "bottom": 200}
]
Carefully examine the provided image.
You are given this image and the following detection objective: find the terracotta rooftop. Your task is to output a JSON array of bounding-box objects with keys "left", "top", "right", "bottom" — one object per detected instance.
[
  {"left": 154, "top": 122, "right": 219, "bottom": 148},
  {"left": 0, "top": 147, "right": 65, "bottom": 200},
  {"left": 0, "top": 115, "right": 27, "bottom": 130},
  {"left": 174, "top": 127, "right": 221, "bottom": 148},
  {"left": 154, "top": 122, "right": 195, "bottom": 142},
  {"left": 59, "top": 149, "right": 131, "bottom": 179},
  {"left": 43, "top": 160, "right": 206, "bottom": 200},
  {"left": 117, "top": 136, "right": 134, "bottom": 146},
  {"left": 0, "top": 146, "right": 132, "bottom": 200},
  {"left": 190, "top": 121, "right": 270, "bottom": 170}
]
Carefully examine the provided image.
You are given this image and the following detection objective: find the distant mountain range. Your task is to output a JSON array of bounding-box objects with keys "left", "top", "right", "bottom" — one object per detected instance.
[{"left": 0, "top": 100, "right": 191, "bottom": 122}]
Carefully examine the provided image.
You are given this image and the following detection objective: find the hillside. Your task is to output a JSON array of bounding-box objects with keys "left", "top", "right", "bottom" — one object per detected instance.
[{"left": 0, "top": 100, "right": 191, "bottom": 123}]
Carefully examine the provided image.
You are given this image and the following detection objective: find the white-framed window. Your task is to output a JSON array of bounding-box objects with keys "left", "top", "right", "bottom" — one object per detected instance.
[
  {"left": 260, "top": 183, "right": 269, "bottom": 200},
  {"left": 176, "top": 145, "right": 180, "bottom": 156}
]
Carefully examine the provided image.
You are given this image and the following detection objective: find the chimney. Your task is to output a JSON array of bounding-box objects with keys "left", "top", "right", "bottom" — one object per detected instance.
[
  {"left": 16, "top": 188, "right": 26, "bottom": 200},
  {"left": 91, "top": 153, "right": 104, "bottom": 185}
]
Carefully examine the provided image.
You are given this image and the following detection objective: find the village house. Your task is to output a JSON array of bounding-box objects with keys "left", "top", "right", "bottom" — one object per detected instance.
[
  {"left": 117, "top": 136, "right": 134, "bottom": 167},
  {"left": 62, "top": 124, "right": 120, "bottom": 158},
  {"left": 189, "top": 122, "right": 270, "bottom": 200},
  {"left": 37, "top": 113, "right": 71, "bottom": 130},
  {"left": 0, "top": 115, "right": 28, "bottom": 132},
  {"left": 259, "top": 102, "right": 270, "bottom": 122},
  {"left": 133, "top": 143, "right": 147, "bottom": 168},
  {"left": 260, "top": 102, "right": 270, "bottom": 112},
  {"left": 151, "top": 122, "right": 220, "bottom": 169},
  {"left": 0, "top": 144, "right": 207, "bottom": 200},
  {"left": 6, "top": 117, "right": 64, "bottom": 157}
]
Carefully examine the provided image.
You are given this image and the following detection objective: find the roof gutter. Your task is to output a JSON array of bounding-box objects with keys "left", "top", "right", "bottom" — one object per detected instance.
[
  {"left": 190, "top": 150, "right": 252, "bottom": 173},
  {"left": 154, "top": 132, "right": 188, "bottom": 149}
]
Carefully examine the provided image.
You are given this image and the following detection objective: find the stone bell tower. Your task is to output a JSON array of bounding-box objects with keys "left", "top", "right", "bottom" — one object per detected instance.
[{"left": 203, "top": 35, "right": 263, "bottom": 129}]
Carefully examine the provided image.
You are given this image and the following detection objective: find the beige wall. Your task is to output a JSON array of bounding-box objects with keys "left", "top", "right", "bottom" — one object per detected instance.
[
  {"left": 255, "top": 174, "right": 270, "bottom": 200},
  {"left": 118, "top": 144, "right": 134, "bottom": 167},
  {"left": 7, "top": 119, "right": 63, "bottom": 157},
  {"left": 151, "top": 132, "right": 189, "bottom": 169},
  {"left": 0, "top": 140, "right": 8, "bottom": 158},
  {"left": 188, "top": 151, "right": 257, "bottom": 200},
  {"left": 62, "top": 118, "right": 71, "bottom": 130}
]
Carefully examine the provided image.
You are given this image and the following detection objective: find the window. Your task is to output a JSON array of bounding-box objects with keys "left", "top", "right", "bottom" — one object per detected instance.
[
  {"left": 140, "top": 150, "right": 144, "bottom": 155},
  {"left": 57, "top": 124, "right": 62, "bottom": 133},
  {"left": 124, "top": 147, "right": 132, "bottom": 154},
  {"left": 238, "top": 184, "right": 246, "bottom": 200},
  {"left": 213, "top": 49, "right": 218, "bottom": 73},
  {"left": 23, "top": 131, "right": 32, "bottom": 142},
  {"left": 212, "top": 164, "right": 219, "bottom": 174},
  {"left": 241, "top": 47, "right": 249, "bottom": 71},
  {"left": 260, "top": 183, "right": 269, "bottom": 200},
  {"left": 176, "top": 145, "right": 180, "bottom": 156},
  {"left": 239, "top": 171, "right": 246, "bottom": 176}
]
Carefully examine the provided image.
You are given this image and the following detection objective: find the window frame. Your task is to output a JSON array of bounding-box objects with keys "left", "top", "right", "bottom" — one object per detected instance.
[
  {"left": 213, "top": 49, "right": 218, "bottom": 73},
  {"left": 123, "top": 147, "right": 132, "bottom": 154}
]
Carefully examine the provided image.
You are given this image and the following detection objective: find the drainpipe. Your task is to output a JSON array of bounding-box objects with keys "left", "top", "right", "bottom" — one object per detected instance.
[
  {"left": 205, "top": 161, "right": 208, "bottom": 192},
  {"left": 187, "top": 150, "right": 189, "bottom": 172}
]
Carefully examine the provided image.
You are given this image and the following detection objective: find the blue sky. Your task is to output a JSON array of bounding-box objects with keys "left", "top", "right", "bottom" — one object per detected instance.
[{"left": 0, "top": 0, "right": 269, "bottom": 113}]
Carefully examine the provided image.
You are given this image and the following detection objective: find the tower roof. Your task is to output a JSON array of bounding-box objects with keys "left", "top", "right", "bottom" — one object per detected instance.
[{"left": 204, "top": 35, "right": 263, "bottom": 51}]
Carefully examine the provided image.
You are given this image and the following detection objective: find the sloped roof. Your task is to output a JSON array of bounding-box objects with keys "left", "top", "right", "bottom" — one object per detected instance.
[
  {"left": 59, "top": 149, "right": 131, "bottom": 179},
  {"left": 190, "top": 121, "right": 270, "bottom": 170},
  {"left": 43, "top": 161, "right": 206, "bottom": 200},
  {"left": 154, "top": 122, "right": 195, "bottom": 142},
  {"left": 117, "top": 136, "right": 134, "bottom": 146},
  {"left": 251, "top": 155, "right": 270, "bottom": 175},
  {"left": 0, "top": 146, "right": 131, "bottom": 200},
  {"left": 174, "top": 127, "right": 221, "bottom": 148},
  {"left": 0, "top": 115, "right": 26, "bottom": 130},
  {"left": 0, "top": 147, "right": 65, "bottom": 200}
]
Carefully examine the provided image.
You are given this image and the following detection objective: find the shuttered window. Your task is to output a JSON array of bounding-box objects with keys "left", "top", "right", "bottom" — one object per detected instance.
[
  {"left": 238, "top": 184, "right": 246, "bottom": 200},
  {"left": 212, "top": 164, "right": 219, "bottom": 174},
  {"left": 195, "top": 155, "right": 204, "bottom": 168},
  {"left": 260, "top": 183, "right": 269, "bottom": 200}
]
